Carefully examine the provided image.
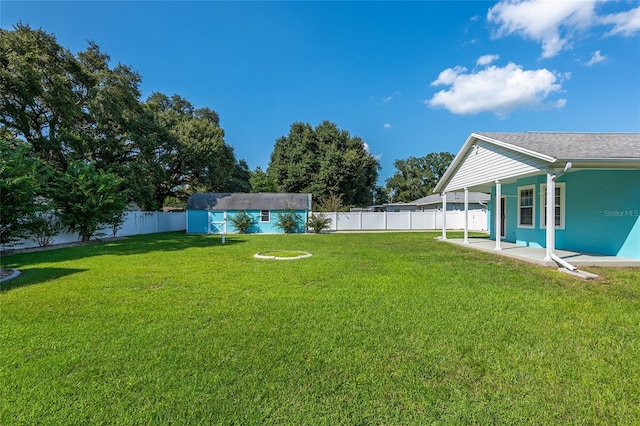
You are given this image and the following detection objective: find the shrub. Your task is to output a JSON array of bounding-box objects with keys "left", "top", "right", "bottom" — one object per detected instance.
[
  {"left": 26, "top": 211, "right": 62, "bottom": 247},
  {"left": 274, "top": 210, "right": 303, "bottom": 234},
  {"left": 307, "top": 213, "right": 332, "bottom": 233},
  {"left": 229, "top": 210, "right": 256, "bottom": 233},
  {"left": 105, "top": 210, "right": 127, "bottom": 238}
]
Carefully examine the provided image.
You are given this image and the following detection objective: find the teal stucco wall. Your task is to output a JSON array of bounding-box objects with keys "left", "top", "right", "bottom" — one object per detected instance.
[
  {"left": 488, "top": 170, "right": 640, "bottom": 259},
  {"left": 187, "top": 209, "right": 308, "bottom": 234}
]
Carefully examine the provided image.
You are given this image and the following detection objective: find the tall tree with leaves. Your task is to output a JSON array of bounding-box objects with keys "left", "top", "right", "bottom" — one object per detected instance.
[
  {"left": 250, "top": 167, "right": 278, "bottom": 193},
  {"left": 0, "top": 140, "right": 44, "bottom": 245},
  {"left": 50, "top": 161, "right": 127, "bottom": 242},
  {"left": 144, "top": 93, "right": 239, "bottom": 200},
  {"left": 268, "top": 121, "right": 379, "bottom": 207},
  {"left": 385, "top": 152, "right": 454, "bottom": 202},
  {"left": 0, "top": 24, "right": 86, "bottom": 170}
]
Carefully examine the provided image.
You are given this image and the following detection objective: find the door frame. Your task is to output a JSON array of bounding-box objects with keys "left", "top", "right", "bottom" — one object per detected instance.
[{"left": 500, "top": 196, "right": 507, "bottom": 239}]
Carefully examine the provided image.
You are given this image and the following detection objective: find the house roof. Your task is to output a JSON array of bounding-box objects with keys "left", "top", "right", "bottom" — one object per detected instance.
[
  {"left": 475, "top": 132, "right": 640, "bottom": 160},
  {"left": 187, "top": 193, "right": 311, "bottom": 211},
  {"left": 412, "top": 192, "right": 490, "bottom": 206},
  {"left": 435, "top": 132, "right": 640, "bottom": 194}
]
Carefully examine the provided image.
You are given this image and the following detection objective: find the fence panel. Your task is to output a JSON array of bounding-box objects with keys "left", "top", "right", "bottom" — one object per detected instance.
[
  {"left": 318, "top": 209, "right": 487, "bottom": 232},
  {"left": 4, "top": 212, "right": 186, "bottom": 250}
]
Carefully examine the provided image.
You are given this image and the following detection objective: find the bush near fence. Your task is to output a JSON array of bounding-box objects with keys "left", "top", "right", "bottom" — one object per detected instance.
[{"left": 4, "top": 212, "right": 186, "bottom": 250}]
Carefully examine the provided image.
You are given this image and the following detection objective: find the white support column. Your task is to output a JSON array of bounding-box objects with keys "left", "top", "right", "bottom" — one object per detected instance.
[
  {"left": 544, "top": 172, "right": 555, "bottom": 261},
  {"left": 463, "top": 187, "right": 469, "bottom": 244},
  {"left": 441, "top": 193, "right": 447, "bottom": 240},
  {"left": 495, "top": 180, "right": 502, "bottom": 251}
]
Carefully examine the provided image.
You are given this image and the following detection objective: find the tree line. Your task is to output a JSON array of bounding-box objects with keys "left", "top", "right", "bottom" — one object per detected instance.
[{"left": 1, "top": 24, "right": 452, "bottom": 245}]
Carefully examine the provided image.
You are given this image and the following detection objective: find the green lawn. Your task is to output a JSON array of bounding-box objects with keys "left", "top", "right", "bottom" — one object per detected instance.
[{"left": 1, "top": 232, "right": 639, "bottom": 424}]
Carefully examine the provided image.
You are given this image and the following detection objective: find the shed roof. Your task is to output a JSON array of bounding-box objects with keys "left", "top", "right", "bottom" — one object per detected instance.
[{"left": 187, "top": 193, "right": 311, "bottom": 211}]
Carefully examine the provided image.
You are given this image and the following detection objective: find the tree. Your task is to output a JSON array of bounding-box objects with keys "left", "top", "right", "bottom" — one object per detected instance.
[
  {"left": 225, "top": 159, "right": 251, "bottom": 193},
  {"left": 249, "top": 167, "right": 278, "bottom": 193},
  {"left": 385, "top": 152, "right": 454, "bottom": 202},
  {"left": 51, "top": 161, "right": 127, "bottom": 242},
  {"left": 0, "top": 24, "right": 86, "bottom": 170},
  {"left": 1, "top": 25, "right": 241, "bottom": 212},
  {"left": 0, "top": 140, "right": 43, "bottom": 245},
  {"left": 144, "top": 93, "right": 238, "bottom": 201},
  {"left": 268, "top": 121, "right": 379, "bottom": 207}
]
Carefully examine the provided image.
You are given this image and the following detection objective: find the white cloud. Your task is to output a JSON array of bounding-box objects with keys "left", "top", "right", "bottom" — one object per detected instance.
[
  {"left": 600, "top": 6, "right": 640, "bottom": 37},
  {"left": 381, "top": 91, "right": 401, "bottom": 103},
  {"left": 427, "top": 62, "right": 567, "bottom": 118},
  {"left": 487, "top": 1, "right": 640, "bottom": 58},
  {"left": 487, "top": 0, "right": 597, "bottom": 58},
  {"left": 363, "top": 142, "right": 382, "bottom": 160},
  {"left": 586, "top": 50, "right": 606, "bottom": 66},
  {"left": 383, "top": 123, "right": 392, "bottom": 129},
  {"left": 477, "top": 54, "right": 500, "bottom": 66}
]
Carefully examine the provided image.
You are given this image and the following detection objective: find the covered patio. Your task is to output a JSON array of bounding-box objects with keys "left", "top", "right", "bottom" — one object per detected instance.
[
  {"left": 434, "top": 132, "right": 640, "bottom": 276},
  {"left": 443, "top": 237, "right": 640, "bottom": 268}
]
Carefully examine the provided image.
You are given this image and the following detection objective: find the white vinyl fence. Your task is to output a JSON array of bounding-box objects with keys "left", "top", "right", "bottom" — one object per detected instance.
[
  {"left": 318, "top": 210, "right": 487, "bottom": 232},
  {"left": 4, "top": 212, "right": 186, "bottom": 251}
]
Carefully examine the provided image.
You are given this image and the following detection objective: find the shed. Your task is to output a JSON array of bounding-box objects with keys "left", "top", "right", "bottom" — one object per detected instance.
[
  {"left": 434, "top": 132, "right": 640, "bottom": 261},
  {"left": 186, "top": 193, "right": 312, "bottom": 234}
]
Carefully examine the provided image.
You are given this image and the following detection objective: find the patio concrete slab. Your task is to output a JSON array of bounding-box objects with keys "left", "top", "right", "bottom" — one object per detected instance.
[{"left": 442, "top": 238, "right": 640, "bottom": 268}]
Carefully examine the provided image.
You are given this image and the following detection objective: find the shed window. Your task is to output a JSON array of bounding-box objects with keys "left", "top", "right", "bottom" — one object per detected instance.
[
  {"left": 540, "top": 183, "right": 565, "bottom": 229},
  {"left": 260, "top": 210, "right": 270, "bottom": 222},
  {"left": 518, "top": 185, "right": 535, "bottom": 228}
]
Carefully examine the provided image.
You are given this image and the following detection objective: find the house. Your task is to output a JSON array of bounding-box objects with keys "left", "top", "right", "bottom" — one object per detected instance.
[
  {"left": 186, "top": 193, "right": 312, "bottom": 234},
  {"left": 365, "top": 192, "right": 489, "bottom": 212},
  {"left": 434, "top": 132, "right": 640, "bottom": 261}
]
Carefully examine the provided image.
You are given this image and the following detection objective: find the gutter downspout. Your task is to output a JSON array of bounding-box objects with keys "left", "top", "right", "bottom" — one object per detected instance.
[{"left": 545, "top": 163, "right": 577, "bottom": 272}]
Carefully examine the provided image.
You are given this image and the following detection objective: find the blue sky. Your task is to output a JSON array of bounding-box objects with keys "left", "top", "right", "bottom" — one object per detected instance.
[{"left": 2, "top": 1, "right": 639, "bottom": 183}]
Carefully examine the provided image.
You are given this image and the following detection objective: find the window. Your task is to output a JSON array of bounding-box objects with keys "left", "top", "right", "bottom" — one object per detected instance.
[
  {"left": 260, "top": 210, "right": 270, "bottom": 222},
  {"left": 540, "top": 183, "right": 565, "bottom": 229},
  {"left": 518, "top": 185, "right": 535, "bottom": 228}
]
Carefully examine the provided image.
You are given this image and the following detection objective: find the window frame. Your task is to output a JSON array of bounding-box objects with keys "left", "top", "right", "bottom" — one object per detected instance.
[
  {"left": 517, "top": 185, "right": 536, "bottom": 228},
  {"left": 260, "top": 210, "right": 270, "bottom": 223},
  {"left": 540, "top": 182, "right": 565, "bottom": 230}
]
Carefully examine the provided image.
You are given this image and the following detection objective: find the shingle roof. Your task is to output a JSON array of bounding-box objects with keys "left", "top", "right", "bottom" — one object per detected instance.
[
  {"left": 187, "top": 193, "right": 311, "bottom": 211},
  {"left": 475, "top": 132, "right": 640, "bottom": 159}
]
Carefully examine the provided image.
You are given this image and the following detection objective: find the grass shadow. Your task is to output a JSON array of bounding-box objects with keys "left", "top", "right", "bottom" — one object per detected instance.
[
  {"left": 0, "top": 268, "right": 88, "bottom": 292},
  {"left": 1, "top": 232, "right": 246, "bottom": 268}
]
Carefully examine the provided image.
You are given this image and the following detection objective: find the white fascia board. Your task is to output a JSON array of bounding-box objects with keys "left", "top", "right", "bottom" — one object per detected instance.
[
  {"left": 434, "top": 134, "right": 479, "bottom": 194},
  {"left": 434, "top": 132, "right": 555, "bottom": 194}
]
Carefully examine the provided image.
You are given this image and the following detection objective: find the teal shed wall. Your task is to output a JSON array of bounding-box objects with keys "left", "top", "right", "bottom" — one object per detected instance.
[
  {"left": 488, "top": 170, "right": 640, "bottom": 259},
  {"left": 187, "top": 209, "right": 307, "bottom": 234}
]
